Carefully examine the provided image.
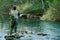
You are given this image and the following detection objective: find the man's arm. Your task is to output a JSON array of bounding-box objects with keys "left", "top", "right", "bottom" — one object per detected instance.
[
  {"left": 18, "top": 12, "right": 20, "bottom": 16},
  {"left": 9, "top": 10, "right": 13, "bottom": 16}
]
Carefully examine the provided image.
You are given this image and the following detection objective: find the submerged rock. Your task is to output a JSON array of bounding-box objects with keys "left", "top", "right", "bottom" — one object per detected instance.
[
  {"left": 37, "top": 33, "right": 48, "bottom": 36},
  {"left": 37, "top": 32, "right": 48, "bottom": 36}
]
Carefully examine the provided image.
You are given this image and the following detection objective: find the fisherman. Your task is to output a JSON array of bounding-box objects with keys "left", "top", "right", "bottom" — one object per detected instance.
[{"left": 9, "top": 5, "right": 20, "bottom": 35}]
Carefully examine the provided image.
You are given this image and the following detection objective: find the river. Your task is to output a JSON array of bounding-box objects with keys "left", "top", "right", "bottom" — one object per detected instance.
[{"left": 0, "top": 19, "right": 60, "bottom": 40}]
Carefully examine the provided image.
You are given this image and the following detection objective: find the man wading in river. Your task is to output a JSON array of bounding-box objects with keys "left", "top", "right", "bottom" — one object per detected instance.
[{"left": 9, "top": 6, "right": 20, "bottom": 35}]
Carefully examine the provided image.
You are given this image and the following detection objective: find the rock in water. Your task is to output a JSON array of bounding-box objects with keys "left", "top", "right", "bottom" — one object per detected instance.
[
  {"left": 5, "top": 33, "right": 24, "bottom": 40},
  {"left": 5, "top": 36, "right": 15, "bottom": 40},
  {"left": 37, "top": 33, "right": 48, "bottom": 36}
]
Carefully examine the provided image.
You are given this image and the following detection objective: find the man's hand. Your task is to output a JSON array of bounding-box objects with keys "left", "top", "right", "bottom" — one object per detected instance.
[
  {"left": 9, "top": 13, "right": 11, "bottom": 15},
  {"left": 9, "top": 13, "right": 13, "bottom": 16}
]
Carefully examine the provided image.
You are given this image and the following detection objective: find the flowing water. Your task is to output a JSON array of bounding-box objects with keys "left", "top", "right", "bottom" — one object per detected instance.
[{"left": 0, "top": 19, "right": 60, "bottom": 40}]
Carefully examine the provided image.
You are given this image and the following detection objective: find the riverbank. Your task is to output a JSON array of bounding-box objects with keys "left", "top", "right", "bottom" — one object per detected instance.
[{"left": 40, "top": 17, "right": 60, "bottom": 22}]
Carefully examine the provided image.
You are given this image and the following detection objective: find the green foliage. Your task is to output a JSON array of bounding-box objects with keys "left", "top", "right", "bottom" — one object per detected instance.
[
  {"left": 41, "top": 7, "right": 55, "bottom": 20},
  {"left": 0, "top": 0, "right": 42, "bottom": 14},
  {"left": 0, "top": 0, "right": 60, "bottom": 21},
  {"left": 41, "top": 0, "right": 60, "bottom": 21}
]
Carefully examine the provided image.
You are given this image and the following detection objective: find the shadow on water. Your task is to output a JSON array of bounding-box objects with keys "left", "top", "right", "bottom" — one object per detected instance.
[{"left": 0, "top": 19, "right": 60, "bottom": 40}]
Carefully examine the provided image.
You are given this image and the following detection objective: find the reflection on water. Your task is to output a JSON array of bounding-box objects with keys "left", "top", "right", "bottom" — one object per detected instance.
[{"left": 0, "top": 19, "right": 60, "bottom": 40}]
